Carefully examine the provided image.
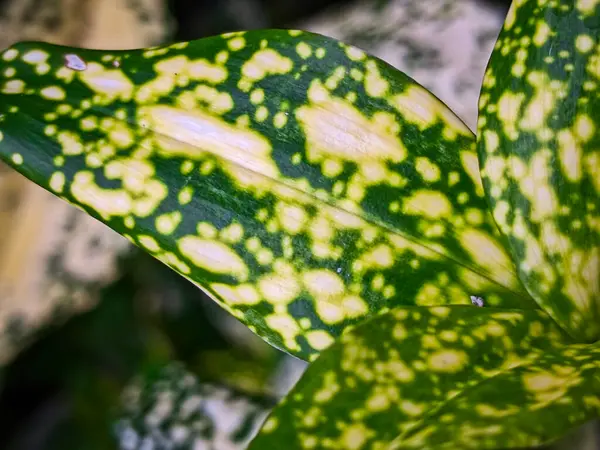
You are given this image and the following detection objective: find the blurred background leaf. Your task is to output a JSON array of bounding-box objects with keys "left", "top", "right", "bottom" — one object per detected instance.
[
  {"left": 0, "top": 0, "right": 171, "bottom": 369},
  {"left": 1, "top": 0, "right": 597, "bottom": 449},
  {"left": 113, "top": 362, "right": 276, "bottom": 449}
]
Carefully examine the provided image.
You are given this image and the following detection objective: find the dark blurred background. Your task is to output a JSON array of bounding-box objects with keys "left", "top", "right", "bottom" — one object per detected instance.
[
  {"left": 169, "top": 0, "right": 511, "bottom": 39},
  {"left": 3, "top": 1, "right": 597, "bottom": 450}
]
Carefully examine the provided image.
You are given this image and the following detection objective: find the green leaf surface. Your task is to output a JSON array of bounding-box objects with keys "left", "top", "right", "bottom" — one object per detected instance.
[
  {"left": 0, "top": 29, "right": 534, "bottom": 360},
  {"left": 248, "top": 304, "right": 599, "bottom": 450},
  {"left": 390, "top": 342, "right": 600, "bottom": 449},
  {"left": 477, "top": 1, "right": 600, "bottom": 342},
  {"left": 114, "top": 362, "right": 274, "bottom": 449}
]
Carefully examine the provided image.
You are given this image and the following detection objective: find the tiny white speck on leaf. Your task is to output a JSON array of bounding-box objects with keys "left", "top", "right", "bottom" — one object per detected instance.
[
  {"left": 64, "top": 54, "right": 87, "bottom": 71},
  {"left": 470, "top": 295, "right": 485, "bottom": 307}
]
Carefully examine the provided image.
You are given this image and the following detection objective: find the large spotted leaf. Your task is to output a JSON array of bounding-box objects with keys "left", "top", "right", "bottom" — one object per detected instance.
[
  {"left": 477, "top": 1, "right": 600, "bottom": 342},
  {"left": 0, "top": 29, "right": 534, "bottom": 360},
  {"left": 249, "top": 305, "right": 600, "bottom": 450}
]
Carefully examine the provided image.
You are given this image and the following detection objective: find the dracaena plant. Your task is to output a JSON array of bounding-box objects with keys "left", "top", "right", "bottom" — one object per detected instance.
[{"left": 0, "top": 0, "right": 598, "bottom": 448}]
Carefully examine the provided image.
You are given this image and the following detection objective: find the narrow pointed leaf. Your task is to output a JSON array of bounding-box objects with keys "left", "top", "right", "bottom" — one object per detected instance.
[
  {"left": 477, "top": 1, "right": 600, "bottom": 341},
  {"left": 0, "top": 30, "right": 534, "bottom": 360},
  {"left": 248, "top": 305, "right": 596, "bottom": 450}
]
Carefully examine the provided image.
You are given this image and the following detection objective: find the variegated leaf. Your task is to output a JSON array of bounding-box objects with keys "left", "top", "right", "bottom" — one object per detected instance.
[
  {"left": 477, "top": 0, "right": 600, "bottom": 342},
  {"left": 389, "top": 342, "right": 600, "bottom": 449},
  {"left": 248, "top": 305, "right": 599, "bottom": 450},
  {"left": 0, "top": 29, "right": 534, "bottom": 360}
]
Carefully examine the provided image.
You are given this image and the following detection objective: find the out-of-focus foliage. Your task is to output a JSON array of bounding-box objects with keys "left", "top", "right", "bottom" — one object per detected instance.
[
  {"left": 0, "top": 267, "right": 171, "bottom": 450},
  {"left": 0, "top": 252, "right": 287, "bottom": 449},
  {"left": 0, "top": 0, "right": 171, "bottom": 50},
  {"left": 114, "top": 362, "right": 274, "bottom": 450},
  {"left": 0, "top": 0, "right": 172, "bottom": 368}
]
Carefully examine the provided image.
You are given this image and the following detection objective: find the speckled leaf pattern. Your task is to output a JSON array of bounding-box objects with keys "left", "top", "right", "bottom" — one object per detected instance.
[
  {"left": 249, "top": 304, "right": 600, "bottom": 450},
  {"left": 0, "top": 29, "right": 534, "bottom": 360},
  {"left": 114, "top": 362, "right": 273, "bottom": 449},
  {"left": 389, "top": 342, "right": 600, "bottom": 449},
  {"left": 477, "top": 1, "right": 600, "bottom": 342}
]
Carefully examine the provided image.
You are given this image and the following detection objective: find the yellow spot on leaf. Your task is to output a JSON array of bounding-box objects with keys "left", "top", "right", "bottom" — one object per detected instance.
[
  {"left": 558, "top": 129, "right": 582, "bottom": 182},
  {"left": 356, "top": 244, "right": 394, "bottom": 270},
  {"left": 138, "top": 235, "right": 161, "bottom": 252},
  {"left": 415, "top": 157, "right": 441, "bottom": 182},
  {"left": 138, "top": 105, "right": 279, "bottom": 192},
  {"left": 403, "top": 190, "right": 452, "bottom": 219},
  {"left": 258, "top": 272, "right": 301, "bottom": 305},
  {"left": 415, "top": 283, "right": 442, "bottom": 306},
  {"left": 459, "top": 227, "right": 521, "bottom": 290},
  {"left": 241, "top": 49, "right": 293, "bottom": 83},
  {"left": 304, "top": 269, "right": 368, "bottom": 324},
  {"left": 577, "top": 0, "right": 600, "bottom": 16},
  {"left": 364, "top": 60, "right": 388, "bottom": 97},
  {"left": 71, "top": 171, "right": 132, "bottom": 219},
  {"left": 265, "top": 313, "right": 301, "bottom": 352},
  {"left": 220, "top": 223, "right": 244, "bottom": 243},
  {"left": 79, "top": 62, "right": 134, "bottom": 102},
  {"left": 40, "top": 86, "right": 66, "bottom": 100},
  {"left": 400, "top": 400, "right": 425, "bottom": 417},
  {"left": 576, "top": 34, "right": 595, "bottom": 53},
  {"left": 6, "top": 153, "right": 22, "bottom": 169},
  {"left": 298, "top": 79, "right": 406, "bottom": 169},
  {"left": 428, "top": 349, "right": 468, "bottom": 373},
  {"left": 156, "top": 211, "right": 182, "bottom": 234},
  {"left": 520, "top": 72, "right": 562, "bottom": 131},
  {"left": 533, "top": 22, "right": 551, "bottom": 47},
  {"left": 211, "top": 283, "right": 261, "bottom": 305},
  {"left": 178, "top": 236, "right": 248, "bottom": 281},
  {"left": 340, "top": 423, "right": 372, "bottom": 450},
  {"left": 296, "top": 42, "right": 312, "bottom": 59},
  {"left": 2, "top": 79, "right": 25, "bottom": 94},
  {"left": 345, "top": 46, "right": 365, "bottom": 61},
  {"left": 460, "top": 150, "right": 485, "bottom": 197},
  {"left": 304, "top": 269, "right": 344, "bottom": 298},
  {"left": 276, "top": 202, "right": 308, "bottom": 235},
  {"left": 496, "top": 91, "right": 525, "bottom": 140},
  {"left": 228, "top": 37, "right": 245, "bottom": 51},
  {"left": 306, "top": 330, "right": 334, "bottom": 350},
  {"left": 49, "top": 172, "right": 65, "bottom": 193}
]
